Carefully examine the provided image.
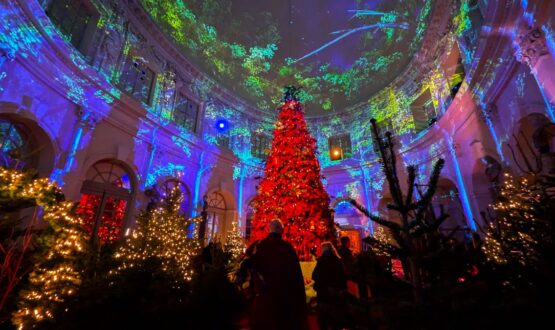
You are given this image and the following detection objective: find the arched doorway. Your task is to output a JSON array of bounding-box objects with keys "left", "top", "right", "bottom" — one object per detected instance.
[
  {"left": 205, "top": 191, "right": 227, "bottom": 243},
  {"left": 533, "top": 122, "right": 555, "bottom": 174},
  {"left": 76, "top": 160, "right": 134, "bottom": 246},
  {"left": 511, "top": 113, "right": 553, "bottom": 174},
  {"left": 333, "top": 199, "right": 364, "bottom": 227},
  {"left": 159, "top": 178, "right": 192, "bottom": 217}
]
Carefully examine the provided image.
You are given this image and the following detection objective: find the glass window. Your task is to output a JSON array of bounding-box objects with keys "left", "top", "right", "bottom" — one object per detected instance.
[
  {"left": 372, "top": 119, "right": 393, "bottom": 154},
  {"left": 46, "top": 0, "right": 94, "bottom": 52},
  {"left": 328, "top": 133, "right": 352, "bottom": 161},
  {"left": 251, "top": 132, "right": 271, "bottom": 160},
  {"left": 216, "top": 133, "right": 230, "bottom": 149},
  {"left": 410, "top": 90, "right": 437, "bottom": 134},
  {"left": 119, "top": 56, "right": 156, "bottom": 105},
  {"left": 205, "top": 192, "right": 226, "bottom": 243},
  {"left": 0, "top": 119, "right": 37, "bottom": 170},
  {"left": 77, "top": 160, "right": 133, "bottom": 246},
  {"left": 159, "top": 179, "right": 191, "bottom": 216},
  {"left": 173, "top": 94, "right": 199, "bottom": 132}
]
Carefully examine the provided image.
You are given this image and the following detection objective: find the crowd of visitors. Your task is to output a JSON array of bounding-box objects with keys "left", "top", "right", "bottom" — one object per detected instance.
[{"left": 237, "top": 219, "right": 353, "bottom": 330}]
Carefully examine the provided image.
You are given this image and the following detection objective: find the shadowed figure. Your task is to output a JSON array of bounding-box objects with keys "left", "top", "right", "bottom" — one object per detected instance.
[
  {"left": 249, "top": 220, "right": 306, "bottom": 330},
  {"left": 312, "top": 242, "right": 347, "bottom": 330}
]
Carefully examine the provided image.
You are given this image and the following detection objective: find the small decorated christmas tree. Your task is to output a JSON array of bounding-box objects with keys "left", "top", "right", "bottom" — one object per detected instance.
[
  {"left": 112, "top": 187, "right": 200, "bottom": 282},
  {"left": 7, "top": 169, "right": 88, "bottom": 329},
  {"left": 482, "top": 173, "right": 554, "bottom": 281},
  {"left": 250, "top": 86, "right": 334, "bottom": 260},
  {"left": 223, "top": 223, "right": 245, "bottom": 266}
]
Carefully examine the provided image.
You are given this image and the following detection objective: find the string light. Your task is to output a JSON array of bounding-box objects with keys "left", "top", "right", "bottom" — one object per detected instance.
[
  {"left": 110, "top": 186, "right": 200, "bottom": 282},
  {"left": 369, "top": 226, "right": 396, "bottom": 257},
  {"left": 1, "top": 169, "right": 88, "bottom": 330},
  {"left": 482, "top": 173, "right": 546, "bottom": 270},
  {"left": 223, "top": 222, "right": 245, "bottom": 265}
]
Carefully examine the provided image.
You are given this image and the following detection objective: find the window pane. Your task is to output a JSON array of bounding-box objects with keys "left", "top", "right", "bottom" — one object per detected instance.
[
  {"left": 0, "top": 120, "right": 36, "bottom": 170},
  {"left": 138, "top": 67, "right": 155, "bottom": 104},
  {"left": 119, "top": 58, "right": 139, "bottom": 95},
  {"left": 77, "top": 193, "right": 126, "bottom": 245},
  {"left": 119, "top": 58, "right": 155, "bottom": 105},
  {"left": 217, "top": 134, "right": 230, "bottom": 148},
  {"left": 328, "top": 133, "right": 351, "bottom": 160},
  {"left": 47, "top": 0, "right": 93, "bottom": 51},
  {"left": 251, "top": 133, "right": 271, "bottom": 159},
  {"left": 173, "top": 94, "right": 198, "bottom": 132}
]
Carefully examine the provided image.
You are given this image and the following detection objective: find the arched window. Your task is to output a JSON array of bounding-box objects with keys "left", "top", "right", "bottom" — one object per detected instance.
[
  {"left": 0, "top": 118, "right": 38, "bottom": 170},
  {"left": 159, "top": 178, "right": 191, "bottom": 216},
  {"left": 76, "top": 160, "right": 134, "bottom": 246},
  {"left": 205, "top": 191, "right": 226, "bottom": 243}
]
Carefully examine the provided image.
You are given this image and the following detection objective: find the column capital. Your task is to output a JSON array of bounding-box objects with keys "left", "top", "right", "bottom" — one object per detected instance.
[
  {"left": 514, "top": 27, "right": 549, "bottom": 69},
  {"left": 75, "top": 107, "right": 99, "bottom": 130}
]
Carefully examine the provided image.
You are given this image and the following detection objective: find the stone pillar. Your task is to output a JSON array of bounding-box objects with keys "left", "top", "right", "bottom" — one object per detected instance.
[
  {"left": 514, "top": 27, "right": 555, "bottom": 121},
  {"left": 54, "top": 107, "right": 99, "bottom": 199}
]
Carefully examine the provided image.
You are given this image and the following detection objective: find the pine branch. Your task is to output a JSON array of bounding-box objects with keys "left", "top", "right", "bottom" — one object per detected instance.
[
  {"left": 411, "top": 159, "right": 444, "bottom": 210},
  {"left": 405, "top": 165, "right": 416, "bottom": 211},
  {"left": 371, "top": 119, "right": 403, "bottom": 208},
  {"left": 411, "top": 213, "right": 449, "bottom": 236},
  {"left": 347, "top": 198, "right": 402, "bottom": 231},
  {"left": 386, "top": 132, "right": 404, "bottom": 209}
]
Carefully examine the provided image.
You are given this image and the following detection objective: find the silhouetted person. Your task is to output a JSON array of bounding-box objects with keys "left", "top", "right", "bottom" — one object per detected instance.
[
  {"left": 249, "top": 220, "right": 306, "bottom": 330},
  {"left": 312, "top": 242, "right": 347, "bottom": 330},
  {"left": 338, "top": 236, "right": 354, "bottom": 277}
]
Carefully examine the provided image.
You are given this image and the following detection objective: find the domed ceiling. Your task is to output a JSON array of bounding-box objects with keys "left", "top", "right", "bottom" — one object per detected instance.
[{"left": 140, "top": 0, "right": 434, "bottom": 115}]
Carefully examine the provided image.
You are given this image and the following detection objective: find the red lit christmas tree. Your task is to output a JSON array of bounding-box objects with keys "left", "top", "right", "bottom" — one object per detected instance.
[{"left": 250, "top": 86, "right": 334, "bottom": 260}]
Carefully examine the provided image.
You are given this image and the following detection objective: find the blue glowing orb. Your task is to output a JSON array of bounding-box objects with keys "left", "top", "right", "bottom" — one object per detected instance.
[{"left": 216, "top": 119, "right": 229, "bottom": 132}]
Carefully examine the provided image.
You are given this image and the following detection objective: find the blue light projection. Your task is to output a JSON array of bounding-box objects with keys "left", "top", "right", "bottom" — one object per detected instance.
[
  {"left": 479, "top": 101, "right": 505, "bottom": 163},
  {"left": 216, "top": 119, "right": 229, "bottom": 132},
  {"left": 237, "top": 164, "right": 246, "bottom": 226},
  {"left": 145, "top": 162, "right": 186, "bottom": 187},
  {"left": 0, "top": 0, "right": 513, "bottom": 235},
  {"left": 292, "top": 21, "right": 409, "bottom": 64},
  {"left": 446, "top": 137, "right": 476, "bottom": 231}
]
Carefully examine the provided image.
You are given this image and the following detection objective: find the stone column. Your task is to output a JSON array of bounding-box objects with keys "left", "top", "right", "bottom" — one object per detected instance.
[
  {"left": 53, "top": 107, "right": 98, "bottom": 199},
  {"left": 514, "top": 27, "right": 555, "bottom": 121}
]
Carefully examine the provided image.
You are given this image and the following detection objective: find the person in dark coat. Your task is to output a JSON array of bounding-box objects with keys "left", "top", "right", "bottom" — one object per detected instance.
[
  {"left": 338, "top": 236, "right": 354, "bottom": 278},
  {"left": 249, "top": 220, "right": 306, "bottom": 330},
  {"left": 312, "top": 242, "right": 347, "bottom": 330}
]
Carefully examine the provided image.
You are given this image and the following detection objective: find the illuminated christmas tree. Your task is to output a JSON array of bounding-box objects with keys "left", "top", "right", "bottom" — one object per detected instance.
[
  {"left": 483, "top": 173, "right": 554, "bottom": 278},
  {"left": 4, "top": 169, "right": 88, "bottom": 329},
  {"left": 250, "top": 86, "right": 333, "bottom": 260},
  {"left": 223, "top": 223, "right": 245, "bottom": 266},
  {"left": 112, "top": 187, "right": 200, "bottom": 282}
]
